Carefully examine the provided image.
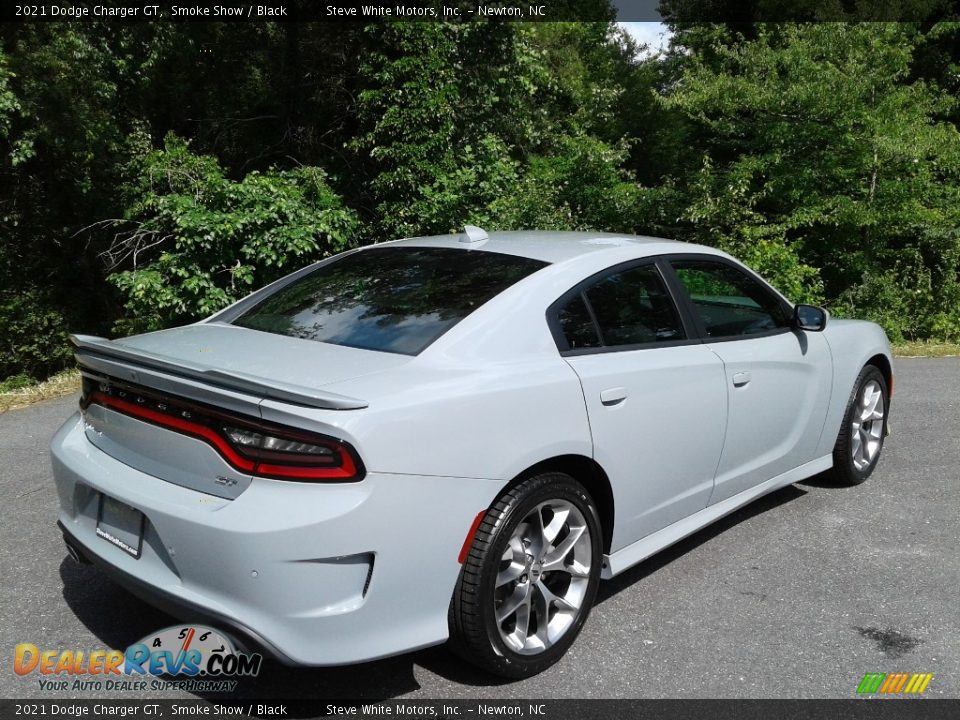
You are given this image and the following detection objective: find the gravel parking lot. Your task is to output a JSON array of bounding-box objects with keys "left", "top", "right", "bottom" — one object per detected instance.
[{"left": 1, "top": 357, "right": 957, "bottom": 700}]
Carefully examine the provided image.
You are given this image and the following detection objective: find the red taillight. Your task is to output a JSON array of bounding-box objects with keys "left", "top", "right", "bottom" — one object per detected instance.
[
  {"left": 85, "top": 383, "right": 363, "bottom": 482},
  {"left": 219, "top": 424, "right": 358, "bottom": 478}
]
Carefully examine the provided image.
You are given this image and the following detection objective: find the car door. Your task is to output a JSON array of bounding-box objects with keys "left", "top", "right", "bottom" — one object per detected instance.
[
  {"left": 549, "top": 259, "right": 728, "bottom": 551},
  {"left": 666, "top": 256, "right": 833, "bottom": 505}
]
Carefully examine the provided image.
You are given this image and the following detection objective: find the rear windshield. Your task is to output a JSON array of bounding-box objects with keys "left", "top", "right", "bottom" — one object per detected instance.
[{"left": 232, "top": 246, "right": 548, "bottom": 355}]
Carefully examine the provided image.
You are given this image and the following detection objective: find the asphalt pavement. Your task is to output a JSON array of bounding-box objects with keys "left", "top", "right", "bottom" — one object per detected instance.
[{"left": 1, "top": 358, "right": 957, "bottom": 700}]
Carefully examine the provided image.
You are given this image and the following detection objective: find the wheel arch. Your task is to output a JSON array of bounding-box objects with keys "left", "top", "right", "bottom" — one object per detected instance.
[
  {"left": 500, "top": 455, "right": 615, "bottom": 554},
  {"left": 865, "top": 353, "right": 893, "bottom": 398},
  {"left": 816, "top": 319, "right": 893, "bottom": 458}
]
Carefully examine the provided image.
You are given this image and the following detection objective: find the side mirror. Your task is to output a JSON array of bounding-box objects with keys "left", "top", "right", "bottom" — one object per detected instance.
[{"left": 793, "top": 304, "right": 828, "bottom": 332}]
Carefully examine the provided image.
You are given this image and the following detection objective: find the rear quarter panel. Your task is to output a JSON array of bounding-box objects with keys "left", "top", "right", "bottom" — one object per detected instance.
[{"left": 268, "top": 357, "right": 592, "bottom": 482}]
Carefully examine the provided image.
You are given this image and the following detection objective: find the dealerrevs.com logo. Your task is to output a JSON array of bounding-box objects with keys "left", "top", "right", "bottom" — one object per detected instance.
[
  {"left": 856, "top": 672, "right": 934, "bottom": 695},
  {"left": 14, "top": 625, "right": 262, "bottom": 693}
]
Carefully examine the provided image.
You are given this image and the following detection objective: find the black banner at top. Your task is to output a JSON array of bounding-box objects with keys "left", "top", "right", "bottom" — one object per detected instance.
[
  {"left": 7, "top": 0, "right": 616, "bottom": 23},
  {"left": 3, "top": 0, "right": 960, "bottom": 23}
]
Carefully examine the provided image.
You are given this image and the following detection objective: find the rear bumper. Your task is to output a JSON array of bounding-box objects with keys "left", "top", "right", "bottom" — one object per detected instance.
[
  {"left": 50, "top": 413, "right": 504, "bottom": 665},
  {"left": 59, "top": 519, "right": 295, "bottom": 664}
]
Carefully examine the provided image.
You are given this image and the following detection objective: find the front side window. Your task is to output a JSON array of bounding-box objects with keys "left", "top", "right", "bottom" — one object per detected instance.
[
  {"left": 556, "top": 263, "right": 685, "bottom": 351},
  {"left": 233, "top": 247, "right": 547, "bottom": 355},
  {"left": 671, "top": 259, "right": 789, "bottom": 338}
]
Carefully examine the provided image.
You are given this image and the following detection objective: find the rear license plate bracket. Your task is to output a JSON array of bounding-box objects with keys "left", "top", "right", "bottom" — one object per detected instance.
[{"left": 95, "top": 494, "right": 145, "bottom": 558}]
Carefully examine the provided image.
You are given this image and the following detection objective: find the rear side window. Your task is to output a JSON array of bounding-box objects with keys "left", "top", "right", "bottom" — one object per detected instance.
[
  {"left": 557, "top": 295, "right": 602, "bottom": 350},
  {"left": 586, "top": 265, "right": 685, "bottom": 346},
  {"left": 554, "top": 263, "right": 685, "bottom": 351},
  {"left": 233, "top": 247, "right": 547, "bottom": 355}
]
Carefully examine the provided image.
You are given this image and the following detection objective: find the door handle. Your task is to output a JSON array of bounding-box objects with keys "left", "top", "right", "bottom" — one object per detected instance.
[
  {"left": 600, "top": 387, "right": 628, "bottom": 406},
  {"left": 732, "top": 371, "right": 751, "bottom": 387}
]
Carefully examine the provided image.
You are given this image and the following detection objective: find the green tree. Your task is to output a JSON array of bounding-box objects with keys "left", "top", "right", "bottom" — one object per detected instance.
[
  {"left": 655, "top": 23, "right": 960, "bottom": 338},
  {"left": 107, "top": 135, "right": 358, "bottom": 333},
  {"left": 0, "top": 25, "right": 168, "bottom": 379},
  {"left": 0, "top": 22, "right": 368, "bottom": 379},
  {"left": 354, "top": 22, "right": 643, "bottom": 238}
]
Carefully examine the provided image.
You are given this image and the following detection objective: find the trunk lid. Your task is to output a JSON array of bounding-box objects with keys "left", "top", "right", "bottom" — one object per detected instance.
[
  {"left": 73, "top": 325, "right": 409, "bottom": 499},
  {"left": 106, "top": 323, "right": 412, "bottom": 401}
]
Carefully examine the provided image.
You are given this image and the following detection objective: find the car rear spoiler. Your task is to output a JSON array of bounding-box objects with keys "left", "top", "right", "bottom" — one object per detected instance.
[{"left": 70, "top": 334, "right": 369, "bottom": 411}]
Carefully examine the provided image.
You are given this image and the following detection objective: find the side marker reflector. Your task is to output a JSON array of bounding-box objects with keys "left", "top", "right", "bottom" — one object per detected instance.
[{"left": 458, "top": 511, "right": 487, "bottom": 564}]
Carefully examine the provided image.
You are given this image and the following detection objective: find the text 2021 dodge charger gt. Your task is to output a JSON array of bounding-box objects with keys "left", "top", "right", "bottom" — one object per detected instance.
[{"left": 51, "top": 228, "right": 892, "bottom": 678}]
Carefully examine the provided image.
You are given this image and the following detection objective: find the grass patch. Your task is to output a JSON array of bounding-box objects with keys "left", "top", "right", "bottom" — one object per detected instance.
[
  {"left": 0, "top": 369, "right": 80, "bottom": 413},
  {"left": 892, "top": 341, "right": 960, "bottom": 358}
]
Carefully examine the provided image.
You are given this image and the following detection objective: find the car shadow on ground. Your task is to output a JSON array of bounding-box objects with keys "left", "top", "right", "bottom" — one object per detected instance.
[
  {"left": 59, "top": 482, "right": 812, "bottom": 701},
  {"left": 58, "top": 559, "right": 426, "bottom": 701},
  {"left": 795, "top": 469, "right": 848, "bottom": 489},
  {"left": 596, "top": 483, "right": 808, "bottom": 603}
]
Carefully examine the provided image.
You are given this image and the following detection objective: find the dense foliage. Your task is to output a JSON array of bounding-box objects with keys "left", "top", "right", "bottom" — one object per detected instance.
[
  {"left": 655, "top": 23, "right": 960, "bottom": 340},
  {"left": 2, "top": 17, "right": 960, "bottom": 380},
  {"left": 107, "top": 134, "right": 358, "bottom": 334}
]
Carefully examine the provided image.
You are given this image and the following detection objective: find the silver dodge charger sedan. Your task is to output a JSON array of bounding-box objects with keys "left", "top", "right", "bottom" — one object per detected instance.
[{"left": 51, "top": 228, "right": 892, "bottom": 678}]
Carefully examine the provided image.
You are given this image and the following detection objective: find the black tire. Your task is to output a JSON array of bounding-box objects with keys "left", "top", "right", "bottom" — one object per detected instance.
[
  {"left": 449, "top": 472, "right": 602, "bottom": 678},
  {"left": 831, "top": 365, "right": 889, "bottom": 486}
]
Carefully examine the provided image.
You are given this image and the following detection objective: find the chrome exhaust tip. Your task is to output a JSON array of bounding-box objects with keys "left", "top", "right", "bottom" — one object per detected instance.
[{"left": 64, "top": 537, "right": 90, "bottom": 565}]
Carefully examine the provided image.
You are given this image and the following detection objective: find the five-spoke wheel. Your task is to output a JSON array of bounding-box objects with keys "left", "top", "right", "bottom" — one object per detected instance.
[
  {"left": 494, "top": 500, "right": 592, "bottom": 655},
  {"left": 449, "top": 472, "right": 601, "bottom": 678},
  {"left": 850, "top": 378, "right": 885, "bottom": 472},
  {"left": 833, "top": 364, "right": 889, "bottom": 485}
]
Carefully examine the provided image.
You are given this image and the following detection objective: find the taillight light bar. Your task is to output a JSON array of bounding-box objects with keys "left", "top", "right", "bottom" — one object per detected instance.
[{"left": 82, "top": 379, "right": 363, "bottom": 482}]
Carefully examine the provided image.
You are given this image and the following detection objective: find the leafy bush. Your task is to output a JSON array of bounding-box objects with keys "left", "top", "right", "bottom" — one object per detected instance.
[
  {"left": 834, "top": 249, "right": 960, "bottom": 342},
  {"left": 657, "top": 23, "right": 960, "bottom": 334},
  {"left": 355, "top": 23, "right": 645, "bottom": 238},
  {"left": 107, "top": 135, "right": 359, "bottom": 334},
  {"left": 0, "top": 288, "right": 74, "bottom": 381},
  {"left": 490, "top": 134, "right": 644, "bottom": 233}
]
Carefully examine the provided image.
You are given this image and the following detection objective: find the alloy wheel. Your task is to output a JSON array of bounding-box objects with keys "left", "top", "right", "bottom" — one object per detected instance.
[
  {"left": 851, "top": 379, "right": 885, "bottom": 471},
  {"left": 494, "top": 500, "right": 592, "bottom": 655}
]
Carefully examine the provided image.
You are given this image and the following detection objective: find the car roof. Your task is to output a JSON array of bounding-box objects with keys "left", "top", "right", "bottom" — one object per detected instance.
[{"left": 377, "top": 230, "right": 704, "bottom": 264}]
